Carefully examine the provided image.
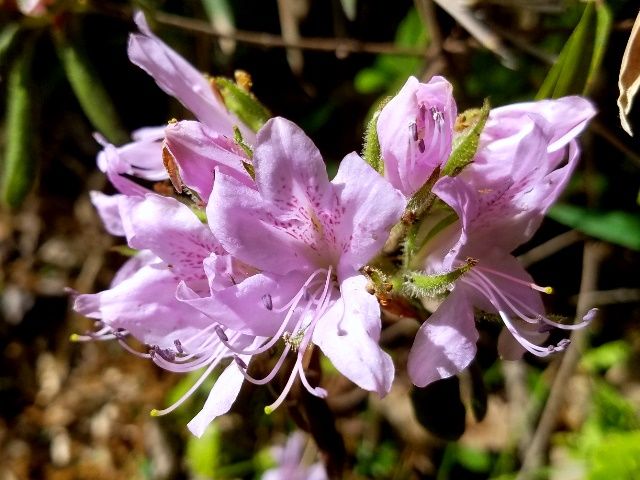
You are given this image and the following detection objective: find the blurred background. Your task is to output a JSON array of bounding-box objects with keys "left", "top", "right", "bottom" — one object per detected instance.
[{"left": 1, "top": 0, "right": 639, "bottom": 478}]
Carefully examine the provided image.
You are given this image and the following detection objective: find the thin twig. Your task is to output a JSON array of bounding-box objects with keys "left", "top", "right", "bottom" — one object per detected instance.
[
  {"left": 590, "top": 120, "right": 640, "bottom": 168},
  {"left": 518, "top": 230, "right": 583, "bottom": 267},
  {"left": 570, "top": 288, "right": 640, "bottom": 306},
  {"left": 153, "top": 11, "right": 430, "bottom": 57},
  {"left": 516, "top": 241, "right": 606, "bottom": 479}
]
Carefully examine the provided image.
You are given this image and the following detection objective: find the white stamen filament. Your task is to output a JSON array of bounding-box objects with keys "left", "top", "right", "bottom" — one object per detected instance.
[{"left": 463, "top": 270, "right": 568, "bottom": 357}]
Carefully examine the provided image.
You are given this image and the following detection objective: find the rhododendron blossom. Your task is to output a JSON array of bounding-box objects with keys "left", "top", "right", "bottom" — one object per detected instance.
[
  {"left": 395, "top": 95, "right": 598, "bottom": 386},
  {"left": 178, "top": 117, "right": 406, "bottom": 421},
  {"left": 377, "top": 75, "right": 457, "bottom": 197},
  {"left": 71, "top": 9, "right": 597, "bottom": 447}
]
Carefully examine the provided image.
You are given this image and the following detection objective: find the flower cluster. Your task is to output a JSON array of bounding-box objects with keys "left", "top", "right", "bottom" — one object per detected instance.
[{"left": 72, "top": 12, "right": 597, "bottom": 437}]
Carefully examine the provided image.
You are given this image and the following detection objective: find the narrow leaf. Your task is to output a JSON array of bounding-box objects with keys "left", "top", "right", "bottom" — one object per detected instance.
[
  {"left": 537, "top": 1, "right": 610, "bottom": 100},
  {"left": 201, "top": 0, "right": 236, "bottom": 55},
  {"left": 587, "top": 2, "right": 612, "bottom": 95},
  {"left": 339, "top": 0, "right": 357, "bottom": 21},
  {"left": 1, "top": 37, "right": 36, "bottom": 208},
  {"left": 0, "top": 23, "right": 21, "bottom": 69},
  {"left": 214, "top": 76, "right": 271, "bottom": 133},
  {"left": 442, "top": 98, "right": 490, "bottom": 177},
  {"left": 52, "top": 25, "right": 128, "bottom": 145},
  {"left": 548, "top": 203, "right": 640, "bottom": 250},
  {"left": 618, "top": 10, "right": 640, "bottom": 136}
]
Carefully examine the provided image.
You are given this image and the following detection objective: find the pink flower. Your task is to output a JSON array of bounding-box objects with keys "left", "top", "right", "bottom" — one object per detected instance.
[
  {"left": 178, "top": 117, "right": 406, "bottom": 417},
  {"left": 407, "top": 96, "right": 597, "bottom": 387},
  {"left": 377, "top": 76, "right": 457, "bottom": 197}
]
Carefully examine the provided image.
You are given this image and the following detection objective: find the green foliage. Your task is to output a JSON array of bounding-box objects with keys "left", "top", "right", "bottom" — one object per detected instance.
[
  {"left": 548, "top": 203, "right": 640, "bottom": 250},
  {"left": 52, "top": 24, "right": 128, "bottom": 145},
  {"left": 536, "top": 1, "right": 612, "bottom": 99},
  {"left": 559, "top": 377, "right": 640, "bottom": 479},
  {"left": 355, "top": 441, "right": 399, "bottom": 478},
  {"left": 0, "top": 23, "right": 21, "bottom": 68},
  {"left": 339, "top": 0, "right": 357, "bottom": 21},
  {"left": 186, "top": 423, "right": 222, "bottom": 478},
  {"left": 354, "top": 7, "right": 428, "bottom": 96},
  {"left": 1, "top": 37, "right": 36, "bottom": 209},
  {"left": 588, "top": 431, "right": 640, "bottom": 479},
  {"left": 580, "top": 341, "right": 632, "bottom": 374}
]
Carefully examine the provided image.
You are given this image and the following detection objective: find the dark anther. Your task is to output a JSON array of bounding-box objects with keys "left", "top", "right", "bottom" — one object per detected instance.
[
  {"left": 262, "top": 293, "right": 273, "bottom": 311},
  {"left": 215, "top": 325, "right": 229, "bottom": 342},
  {"left": 418, "top": 139, "right": 426, "bottom": 153},
  {"left": 234, "top": 355, "right": 248, "bottom": 369},
  {"left": 174, "top": 339, "right": 184, "bottom": 354},
  {"left": 409, "top": 122, "right": 418, "bottom": 141}
]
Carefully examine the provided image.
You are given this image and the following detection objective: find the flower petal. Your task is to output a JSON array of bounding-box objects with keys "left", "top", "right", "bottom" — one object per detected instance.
[
  {"left": 187, "top": 360, "right": 246, "bottom": 437},
  {"left": 407, "top": 288, "right": 478, "bottom": 387},
  {"left": 164, "top": 120, "right": 252, "bottom": 201},
  {"left": 208, "top": 169, "right": 313, "bottom": 274},
  {"left": 253, "top": 117, "right": 334, "bottom": 211},
  {"left": 119, "top": 194, "right": 219, "bottom": 280},
  {"left": 177, "top": 271, "right": 307, "bottom": 336},
  {"left": 378, "top": 76, "right": 457, "bottom": 196},
  {"left": 313, "top": 274, "right": 394, "bottom": 396},
  {"left": 90, "top": 191, "right": 125, "bottom": 236},
  {"left": 128, "top": 12, "right": 253, "bottom": 140},
  {"left": 97, "top": 125, "right": 166, "bottom": 181},
  {"left": 489, "top": 96, "right": 596, "bottom": 152},
  {"left": 74, "top": 263, "right": 212, "bottom": 348},
  {"left": 333, "top": 152, "right": 406, "bottom": 273}
]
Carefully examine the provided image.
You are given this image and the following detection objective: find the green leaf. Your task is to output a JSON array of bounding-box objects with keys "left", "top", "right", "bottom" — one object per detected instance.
[
  {"left": 442, "top": 99, "right": 490, "bottom": 177},
  {"left": 548, "top": 203, "right": 640, "bottom": 250},
  {"left": 455, "top": 445, "right": 492, "bottom": 473},
  {"left": 353, "top": 8, "right": 428, "bottom": 95},
  {"left": 536, "top": 1, "right": 611, "bottom": 99},
  {"left": 214, "top": 77, "right": 271, "bottom": 133},
  {"left": 201, "top": 0, "right": 236, "bottom": 55},
  {"left": 52, "top": 24, "right": 128, "bottom": 144},
  {"left": 1, "top": 37, "right": 36, "bottom": 209},
  {"left": 586, "top": 2, "right": 612, "bottom": 95},
  {"left": 588, "top": 431, "right": 640, "bottom": 480},
  {"left": 0, "top": 23, "right": 21, "bottom": 69},
  {"left": 580, "top": 341, "right": 632, "bottom": 373},
  {"left": 185, "top": 423, "right": 221, "bottom": 477},
  {"left": 339, "top": 0, "right": 357, "bottom": 21}
]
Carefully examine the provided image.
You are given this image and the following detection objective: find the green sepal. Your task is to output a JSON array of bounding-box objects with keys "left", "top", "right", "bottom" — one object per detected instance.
[
  {"left": 442, "top": 99, "right": 490, "bottom": 177},
  {"left": 233, "top": 126, "right": 255, "bottom": 179},
  {"left": 214, "top": 77, "right": 271, "bottom": 133},
  {"left": 52, "top": 23, "right": 128, "bottom": 145},
  {"left": 1, "top": 36, "right": 36, "bottom": 209},
  {"left": 403, "top": 258, "right": 477, "bottom": 298},
  {"left": 362, "top": 107, "right": 385, "bottom": 174}
]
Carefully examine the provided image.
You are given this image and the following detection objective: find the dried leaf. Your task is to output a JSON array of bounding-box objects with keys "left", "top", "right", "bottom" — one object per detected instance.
[{"left": 618, "top": 10, "right": 640, "bottom": 136}]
